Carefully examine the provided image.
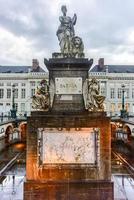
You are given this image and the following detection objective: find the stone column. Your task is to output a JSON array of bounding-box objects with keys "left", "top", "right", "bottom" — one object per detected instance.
[{"left": 26, "top": 118, "right": 38, "bottom": 180}]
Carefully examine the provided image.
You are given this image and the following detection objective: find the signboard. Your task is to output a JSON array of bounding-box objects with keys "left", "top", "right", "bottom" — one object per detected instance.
[
  {"left": 38, "top": 128, "right": 99, "bottom": 164},
  {"left": 55, "top": 77, "right": 82, "bottom": 94}
]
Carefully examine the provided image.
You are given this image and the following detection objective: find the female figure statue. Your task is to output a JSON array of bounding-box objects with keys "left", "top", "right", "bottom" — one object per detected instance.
[
  {"left": 83, "top": 78, "right": 105, "bottom": 111},
  {"left": 32, "top": 79, "right": 49, "bottom": 111},
  {"left": 56, "top": 5, "right": 77, "bottom": 54}
]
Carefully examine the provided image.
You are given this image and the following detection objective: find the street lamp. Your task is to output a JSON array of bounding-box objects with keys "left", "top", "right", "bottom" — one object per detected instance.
[
  {"left": 120, "top": 84, "right": 127, "bottom": 118},
  {"left": 10, "top": 84, "right": 17, "bottom": 119}
]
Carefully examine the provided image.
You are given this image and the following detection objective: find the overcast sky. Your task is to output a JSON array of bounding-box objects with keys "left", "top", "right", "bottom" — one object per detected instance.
[{"left": 0, "top": 0, "right": 134, "bottom": 69}]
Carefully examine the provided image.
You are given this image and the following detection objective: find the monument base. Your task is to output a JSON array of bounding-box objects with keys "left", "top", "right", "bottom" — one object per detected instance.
[
  {"left": 24, "top": 111, "right": 113, "bottom": 199},
  {"left": 24, "top": 180, "right": 113, "bottom": 200},
  {"left": 44, "top": 57, "right": 93, "bottom": 112}
]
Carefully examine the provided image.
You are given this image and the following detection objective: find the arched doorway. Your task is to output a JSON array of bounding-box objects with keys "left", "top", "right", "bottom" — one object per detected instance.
[
  {"left": 123, "top": 125, "right": 131, "bottom": 140},
  {"left": 111, "top": 122, "right": 117, "bottom": 140},
  {"left": 12, "top": 128, "right": 21, "bottom": 141}
]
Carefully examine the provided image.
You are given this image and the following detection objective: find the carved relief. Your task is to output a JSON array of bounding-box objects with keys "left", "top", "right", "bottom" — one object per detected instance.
[{"left": 38, "top": 128, "right": 98, "bottom": 164}]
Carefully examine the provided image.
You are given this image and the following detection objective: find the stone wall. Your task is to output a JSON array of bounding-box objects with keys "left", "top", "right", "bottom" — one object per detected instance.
[
  {"left": 24, "top": 181, "right": 113, "bottom": 200},
  {"left": 25, "top": 112, "right": 111, "bottom": 181}
]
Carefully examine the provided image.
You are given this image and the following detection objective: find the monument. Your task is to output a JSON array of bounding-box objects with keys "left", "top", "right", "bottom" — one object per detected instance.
[{"left": 24, "top": 5, "right": 113, "bottom": 200}]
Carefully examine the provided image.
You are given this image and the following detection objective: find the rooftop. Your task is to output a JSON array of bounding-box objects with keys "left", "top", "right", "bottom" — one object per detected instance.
[
  {"left": 0, "top": 65, "right": 45, "bottom": 73},
  {"left": 90, "top": 65, "right": 134, "bottom": 73}
]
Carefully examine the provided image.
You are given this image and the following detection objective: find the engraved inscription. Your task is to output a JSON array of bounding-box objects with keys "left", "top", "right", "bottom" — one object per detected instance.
[{"left": 55, "top": 77, "right": 82, "bottom": 94}]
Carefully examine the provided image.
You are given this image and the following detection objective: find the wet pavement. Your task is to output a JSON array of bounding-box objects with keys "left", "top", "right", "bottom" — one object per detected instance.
[
  {"left": 112, "top": 174, "right": 134, "bottom": 200},
  {"left": 0, "top": 143, "right": 134, "bottom": 199},
  {"left": 0, "top": 143, "right": 26, "bottom": 199},
  {"left": 0, "top": 143, "right": 26, "bottom": 167},
  {"left": 0, "top": 162, "right": 133, "bottom": 200},
  {"left": 0, "top": 175, "right": 24, "bottom": 200},
  {"left": 0, "top": 163, "right": 25, "bottom": 200},
  {"left": 112, "top": 150, "right": 134, "bottom": 200}
]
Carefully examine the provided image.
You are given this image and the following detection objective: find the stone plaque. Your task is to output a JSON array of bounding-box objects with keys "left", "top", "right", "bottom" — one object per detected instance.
[
  {"left": 55, "top": 77, "right": 82, "bottom": 94},
  {"left": 38, "top": 128, "right": 99, "bottom": 164},
  {"left": 60, "top": 95, "right": 73, "bottom": 100}
]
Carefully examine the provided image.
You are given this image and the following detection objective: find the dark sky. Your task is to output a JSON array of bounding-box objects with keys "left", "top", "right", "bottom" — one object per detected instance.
[{"left": 0, "top": 0, "right": 134, "bottom": 68}]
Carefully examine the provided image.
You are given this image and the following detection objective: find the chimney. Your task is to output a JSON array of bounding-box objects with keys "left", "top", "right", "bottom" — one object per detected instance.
[
  {"left": 98, "top": 58, "right": 104, "bottom": 69},
  {"left": 32, "top": 59, "right": 39, "bottom": 72}
]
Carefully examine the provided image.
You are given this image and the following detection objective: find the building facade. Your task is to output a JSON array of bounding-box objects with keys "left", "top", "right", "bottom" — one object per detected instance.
[
  {"left": 0, "top": 59, "right": 47, "bottom": 117},
  {"left": 90, "top": 58, "right": 134, "bottom": 116},
  {"left": 0, "top": 58, "right": 134, "bottom": 117}
]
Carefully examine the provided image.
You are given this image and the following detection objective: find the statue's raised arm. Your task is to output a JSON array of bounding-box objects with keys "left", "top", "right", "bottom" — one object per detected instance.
[{"left": 72, "top": 13, "right": 77, "bottom": 25}]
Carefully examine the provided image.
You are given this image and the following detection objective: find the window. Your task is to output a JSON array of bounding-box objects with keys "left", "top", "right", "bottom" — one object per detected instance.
[
  {"left": 21, "top": 103, "right": 25, "bottom": 112},
  {"left": 7, "top": 89, "right": 11, "bottom": 99},
  {"left": 118, "top": 103, "right": 122, "bottom": 111},
  {"left": 125, "top": 88, "right": 129, "bottom": 99},
  {"left": 0, "top": 83, "right": 4, "bottom": 86},
  {"left": 7, "top": 82, "right": 11, "bottom": 86},
  {"left": 132, "top": 104, "right": 134, "bottom": 113},
  {"left": 117, "top": 88, "right": 122, "bottom": 99},
  {"left": 125, "top": 103, "right": 130, "bottom": 111},
  {"left": 21, "top": 83, "right": 26, "bottom": 86},
  {"left": 14, "top": 89, "right": 18, "bottom": 98},
  {"left": 100, "top": 87, "right": 106, "bottom": 96},
  {"left": 6, "top": 103, "right": 10, "bottom": 112},
  {"left": 21, "top": 88, "right": 26, "bottom": 98},
  {"left": 132, "top": 88, "right": 134, "bottom": 98},
  {"left": 110, "top": 103, "right": 115, "bottom": 112},
  {"left": 30, "top": 81, "right": 35, "bottom": 87},
  {"left": 110, "top": 88, "right": 115, "bottom": 99},
  {"left": 0, "top": 89, "right": 4, "bottom": 98},
  {"left": 14, "top": 83, "right": 18, "bottom": 86},
  {"left": 31, "top": 89, "right": 35, "bottom": 97},
  {"left": 14, "top": 103, "right": 18, "bottom": 111}
]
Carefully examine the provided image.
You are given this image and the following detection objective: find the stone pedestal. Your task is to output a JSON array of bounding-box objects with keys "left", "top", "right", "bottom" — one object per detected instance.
[
  {"left": 24, "top": 112, "right": 113, "bottom": 200},
  {"left": 24, "top": 181, "right": 113, "bottom": 200},
  {"left": 24, "top": 58, "right": 113, "bottom": 200},
  {"left": 44, "top": 58, "right": 93, "bottom": 112}
]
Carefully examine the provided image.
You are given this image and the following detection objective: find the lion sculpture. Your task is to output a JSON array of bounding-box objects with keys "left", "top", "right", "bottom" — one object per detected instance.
[{"left": 71, "top": 36, "right": 84, "bottom": 58}]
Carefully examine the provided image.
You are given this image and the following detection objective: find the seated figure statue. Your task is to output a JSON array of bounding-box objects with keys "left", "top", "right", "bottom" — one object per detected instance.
[
  {"left": 32, "top": 79, "right": 49, "bottom": 111},
  {"left": 84, "top": 78, "right": 105, "bottom": 111}
]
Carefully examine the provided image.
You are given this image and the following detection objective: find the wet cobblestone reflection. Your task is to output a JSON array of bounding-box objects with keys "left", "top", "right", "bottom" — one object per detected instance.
[{"left": 0, "top": 162, "right": 134, "bottom": 200}]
